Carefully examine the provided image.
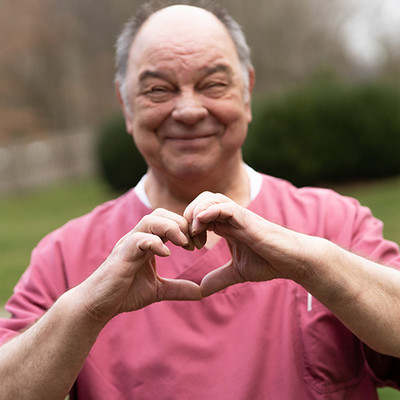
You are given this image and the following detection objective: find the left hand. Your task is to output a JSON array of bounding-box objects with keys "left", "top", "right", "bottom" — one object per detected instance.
[{"left": 184, "top": 192, "right": 313, "bottom": 296}]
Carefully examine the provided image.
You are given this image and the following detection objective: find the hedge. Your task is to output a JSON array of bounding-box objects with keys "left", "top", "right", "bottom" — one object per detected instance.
[
  {"left": 243, "top": 79, "right": 400, "bottom": 186},
  {"left": 96, "top": 79, "right": 400, "bottom": 191},
  {"left": 96, "top": 113, "right": 147, "bottom": 192}
]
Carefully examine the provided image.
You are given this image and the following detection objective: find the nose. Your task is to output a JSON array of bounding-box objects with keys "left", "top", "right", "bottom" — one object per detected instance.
[{"left": 171, "top": 90, "right": 208, "bottom": 125}]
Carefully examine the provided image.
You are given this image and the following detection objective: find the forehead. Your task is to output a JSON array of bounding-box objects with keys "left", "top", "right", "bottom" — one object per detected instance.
[{"left": 128, "top": 5, "right": 240, "bottom": 76}]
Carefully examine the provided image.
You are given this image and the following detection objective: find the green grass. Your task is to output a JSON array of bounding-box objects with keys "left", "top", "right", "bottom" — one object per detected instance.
[
  {"left": 332, "top": 175, "right": 400, "bottom": 244},
  {"left": 0, "top": 175, "right": 399, "bottom": 399},
  {"left": 0, "top": 177, "right": 115, "bottom": 304},
  {"left": 379, "top": 387, "right": 400, "bottom": 400}
]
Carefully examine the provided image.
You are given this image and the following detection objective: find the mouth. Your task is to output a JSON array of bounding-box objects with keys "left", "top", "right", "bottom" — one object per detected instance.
[
  {"left": 164, "top": 132, "right": 216, "bottom": 140},
  {"left": 163, "top": 133, "right": 217, "bottom": 150}
]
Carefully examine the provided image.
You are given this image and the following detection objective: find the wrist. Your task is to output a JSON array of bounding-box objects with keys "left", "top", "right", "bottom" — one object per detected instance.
[{"left": 59, "top": 284, "right": 112, "bottom": 335}]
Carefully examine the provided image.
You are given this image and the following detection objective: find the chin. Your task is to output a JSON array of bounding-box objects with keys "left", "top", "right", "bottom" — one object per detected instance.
[{"left": 168, "top": 161, "right": 214, "bottom": 180}]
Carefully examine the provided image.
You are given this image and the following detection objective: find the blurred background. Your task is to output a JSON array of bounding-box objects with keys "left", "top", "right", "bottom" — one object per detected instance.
[
  {"left": 1, "top": 0, "right": 400, "bottom": 192},
  {"left": 1, "top": 1, "right": 400, "bottom": 397}
]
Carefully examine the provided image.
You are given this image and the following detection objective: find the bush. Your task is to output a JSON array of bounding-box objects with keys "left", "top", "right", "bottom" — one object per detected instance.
[
  {"left": 96, "top": 80, "right": 400, "bottom": 191},
  {"left": 244, "top": 79, "right": 400, "bottom": 186},
  {"left": 96, "top": 113, "right": 147, "bottom": 192}
]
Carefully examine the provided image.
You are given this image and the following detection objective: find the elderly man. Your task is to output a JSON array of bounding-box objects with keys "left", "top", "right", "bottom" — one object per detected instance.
[{"left": 1, "top": 1, "right": 400, "bottom": 399}]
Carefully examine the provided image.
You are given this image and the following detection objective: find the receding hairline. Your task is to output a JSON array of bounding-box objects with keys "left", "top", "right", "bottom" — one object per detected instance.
[
  {"left": 115, "top": 0, "right": 253, "bottom": 110},
  {"left": 131, "top": 4, "right": 235, "bottom": 51}
]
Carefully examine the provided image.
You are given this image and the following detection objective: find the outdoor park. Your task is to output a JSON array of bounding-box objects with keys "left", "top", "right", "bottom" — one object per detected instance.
[{"left": 1, "top": 0, "right": 400, "bottom": 398}]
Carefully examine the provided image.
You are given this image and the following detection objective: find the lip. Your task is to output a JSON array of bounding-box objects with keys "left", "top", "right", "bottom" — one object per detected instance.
[
  {"left": 163, "top": 134, "right": 217, "bottom": 149},
  {"left": 164, "top": 132, "right": 216, "bottom": 140},
  {"left": 166, "top": 136, "right": 213, "bottom": 143}
]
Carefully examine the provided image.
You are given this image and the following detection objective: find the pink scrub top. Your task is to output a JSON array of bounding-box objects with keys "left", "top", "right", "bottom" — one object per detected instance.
[{"left": 1, "top": 173, "right": 400, "bottom": 399}]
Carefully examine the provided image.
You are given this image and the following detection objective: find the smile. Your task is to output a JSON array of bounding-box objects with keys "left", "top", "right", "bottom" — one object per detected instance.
[
  {"left": 164, "top": 133, "right": 216, "bottom": 142},
  {"left": 164, "top": 134, "right": 216, "bottom": 149}
]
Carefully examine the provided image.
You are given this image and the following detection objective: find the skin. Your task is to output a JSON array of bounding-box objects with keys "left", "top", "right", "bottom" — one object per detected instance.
[
  {"left": 117, "top": 5, "right": 255, "bottom": 214},
  {"left": 184, "top": 192, "right": 400, "bottom": 356},
  {"left": 1, "top": 5, "right": 400, "bottom": 400}
]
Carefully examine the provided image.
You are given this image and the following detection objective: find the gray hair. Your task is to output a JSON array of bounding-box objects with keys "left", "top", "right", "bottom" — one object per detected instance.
[{"left": 115, "top": 0, "right": 253, "bottom": 109}]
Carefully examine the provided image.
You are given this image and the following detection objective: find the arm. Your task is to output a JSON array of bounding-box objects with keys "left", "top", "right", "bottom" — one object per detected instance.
[
  {"left": 0, "top": 209, "right": 201, "bottom": 400},
  {"left": 185, "top": 192, "right": 400, "bottom": 357}
]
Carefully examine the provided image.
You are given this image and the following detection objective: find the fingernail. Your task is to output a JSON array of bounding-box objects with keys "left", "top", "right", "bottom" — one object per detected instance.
[
  {"left": 163, "top": 245, "right": 171, "bottom": 256},
  {"left": 183, "top": 240, "right": 195, "bottom": 251},
  {"left": 191, "top": 219, "right": 201, "bottom": 235},
  {"left": 179, "top": 231, "right": 189, "bottom": 245}
]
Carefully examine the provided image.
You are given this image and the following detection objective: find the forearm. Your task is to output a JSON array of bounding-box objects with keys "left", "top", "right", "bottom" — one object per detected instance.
[
  {"left": 0, "top": 286, "right": 106, "bottom": 400},
  {"left": 0, "top": 210, "right": 201, "bottom": 400},
  {"left": 297, "top": 237, "right": 400, "bottom": 357}
]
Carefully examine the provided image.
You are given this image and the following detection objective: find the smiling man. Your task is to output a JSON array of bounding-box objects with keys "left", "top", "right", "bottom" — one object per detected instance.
[
  {"left": 1, "top": 1, "right": 400, "bottom": 399},
  {"left": 118, "top": 3, "right": 253, "bottom": 213}
]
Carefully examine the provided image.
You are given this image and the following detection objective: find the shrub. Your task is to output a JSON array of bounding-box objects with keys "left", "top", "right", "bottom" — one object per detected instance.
[
  {"left": 244, "top": 79, "right": 400, "bottom": 186},
  {"left": 96, "top": 113, "right": 147, "bottom": 192},
  {"left": 96, "top": 80, "right": 400, "bottom": 191}
]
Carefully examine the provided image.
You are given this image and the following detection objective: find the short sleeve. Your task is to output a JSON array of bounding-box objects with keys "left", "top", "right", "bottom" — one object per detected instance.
[
  {"left": 0, "top": 230, "right": 68, "bottom": 345},
  {"left": 344, "top": 197, "right": 400, "bottom": 388}
]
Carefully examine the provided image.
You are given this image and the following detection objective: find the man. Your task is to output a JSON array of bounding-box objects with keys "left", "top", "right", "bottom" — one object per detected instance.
[{"left": 1, "top": 1, "right": 400, "bottom": 399}]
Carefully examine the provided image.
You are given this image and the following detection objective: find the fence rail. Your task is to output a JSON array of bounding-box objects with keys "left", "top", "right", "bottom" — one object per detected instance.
[{"left": 0, "top": 130, "right": 97, "bottom": 196}]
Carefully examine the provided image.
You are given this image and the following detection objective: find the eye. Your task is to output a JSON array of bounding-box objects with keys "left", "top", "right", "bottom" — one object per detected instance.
[
  {"left": 144, "top": 85, "right": 175, "bottom": 102},
  {"left": 200, "top": 81, "right": 229, "bottom": 97},
  {"left": 204, "top": 81, "right": 226, "bottom": 89}
]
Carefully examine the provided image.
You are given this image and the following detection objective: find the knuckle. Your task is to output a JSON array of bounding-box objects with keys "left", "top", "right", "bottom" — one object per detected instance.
[{"left": 152, "top": 207, "right": 165, "bottom": 215}]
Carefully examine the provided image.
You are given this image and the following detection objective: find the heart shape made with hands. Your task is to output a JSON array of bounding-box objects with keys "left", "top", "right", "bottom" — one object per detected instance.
[
  {"left": 153, "top": 193, "right": 283, "bottom": 298},
  {"left": 101, "top": 191, "right": 300, "bottom": 315}
]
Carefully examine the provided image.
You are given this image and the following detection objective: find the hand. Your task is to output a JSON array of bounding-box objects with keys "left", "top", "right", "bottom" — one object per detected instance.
[
  {"left": 79, "top": 209, "right": 202, "bottom": 322},
  {"left": 184, "top": 192, "right": 313, "bottom": 296}
]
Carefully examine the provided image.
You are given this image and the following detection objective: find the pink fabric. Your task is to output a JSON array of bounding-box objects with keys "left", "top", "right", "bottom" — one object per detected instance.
[{"left": 1, "top": 174, "right": 400, "bottom": 399}]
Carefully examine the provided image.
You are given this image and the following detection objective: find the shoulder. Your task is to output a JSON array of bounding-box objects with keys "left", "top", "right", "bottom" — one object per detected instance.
[
  {"left": 255, "top": 173, "right": 400, "bottom": 265},
  {"left": 256, "top": 173, "right": 363, "bottom": 216},
  {"left": 254, "top": 173, "right": 374, "bottom": 241},
  {"left": 37, "top": 187, "right": 150, "bottom": 255}
]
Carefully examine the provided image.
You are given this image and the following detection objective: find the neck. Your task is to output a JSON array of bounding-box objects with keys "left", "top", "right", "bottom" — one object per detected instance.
[{"left": 144, "top": 161, "right": 250, "bottom": 215}]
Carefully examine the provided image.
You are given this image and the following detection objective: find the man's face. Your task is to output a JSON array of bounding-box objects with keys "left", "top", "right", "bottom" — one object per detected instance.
[{"left": 121, "top": 5, "right": 253, "bottom": 181}]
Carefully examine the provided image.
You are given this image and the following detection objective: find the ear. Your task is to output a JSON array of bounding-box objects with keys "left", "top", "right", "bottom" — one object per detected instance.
[
  {"left": 115, "top": 80, "right": 134, "bottom": 134},
  {"left": 245, "top": 68, "right": 255, "bottom": 123}
]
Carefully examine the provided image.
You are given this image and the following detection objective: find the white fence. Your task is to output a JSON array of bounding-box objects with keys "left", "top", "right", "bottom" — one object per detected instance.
[{"left": 0, "top": 130, "right": 97, "bottom": 196}]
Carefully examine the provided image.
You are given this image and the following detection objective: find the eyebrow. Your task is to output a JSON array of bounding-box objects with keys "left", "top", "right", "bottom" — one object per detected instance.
[
  {"left": 202, "top": 64, "right": 233, "bottom": 77},
  {"left": 138, "top": 70, "right": 169, "bottom": 82},
  {"left": 138, "top": 64, "right": 233, "bottom": 83}
]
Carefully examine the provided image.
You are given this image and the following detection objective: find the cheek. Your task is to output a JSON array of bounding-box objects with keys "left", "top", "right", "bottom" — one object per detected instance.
[
  {"left": 211, "top": 99, "right": 249, "bottom": 140},
  {"left": 132, "top": 99, "right": 172, "bottom": 132},
  {"left": 129, "top": 102, "right": 173, "bottom": 164},
  {"left": 207, "top": 94, "right": 249, "bottom": 125}
]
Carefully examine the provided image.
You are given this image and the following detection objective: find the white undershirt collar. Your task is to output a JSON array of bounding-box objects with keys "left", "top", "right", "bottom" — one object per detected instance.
[{"left": 134, "top": 164, "right": 262, "bottom": 209}]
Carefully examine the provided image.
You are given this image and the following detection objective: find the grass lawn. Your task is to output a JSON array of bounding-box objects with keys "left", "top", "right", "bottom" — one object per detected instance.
[
  {"left": 0, "top": 177, "right": 115, "bottom": 305},
  {"left": 332, "top": 175, "right": 400, "bottom": 244},
  {"left": 0, "top": 175, "right": 399, "bottom": 399}
]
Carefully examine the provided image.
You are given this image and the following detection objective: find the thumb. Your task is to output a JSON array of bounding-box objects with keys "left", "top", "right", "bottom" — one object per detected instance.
[
  {"left": 200, "top": 260, "right": 243, "bottom": 297},
  {"left": 159, "top": 278, "right": 203, "bottom": 301}
]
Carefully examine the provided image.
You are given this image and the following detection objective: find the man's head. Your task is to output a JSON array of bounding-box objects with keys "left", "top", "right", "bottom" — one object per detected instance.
[
  {"left": 115, "top": 0, "right": 253, "bottom": 110},
  {"left": 114, "top": 1, "right": 255, "bottom": 182}
]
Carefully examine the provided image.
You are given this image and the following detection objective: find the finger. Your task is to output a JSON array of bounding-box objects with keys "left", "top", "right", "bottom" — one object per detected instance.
[
  {"left": 158, "top": 278, "right": 203, "bottom": 301},
  {"left": 195, "top": 203, "right": 238, "bottom": 227},
  {"left": 200, "top": 261, "right": 244, "bottom": 297},
  {"left": 183, "top": 191, "right": 215, "bottom": 222},
  {"left": 114, "top": 232, "right": 171, "bottom": 262},
  {"left": 184, "top": 192, "right": 231, "bottom": 235},
  {"left": 192, "top": 230, "right": 207, "bottom": 250},
  {"left": 134, "top": 213, "right": 191, "bottom": 248}
]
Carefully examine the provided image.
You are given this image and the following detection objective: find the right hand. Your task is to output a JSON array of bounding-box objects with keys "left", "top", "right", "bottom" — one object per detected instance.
[{"left": 77, "top": 208, "right": 202, "bottom": 323}]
